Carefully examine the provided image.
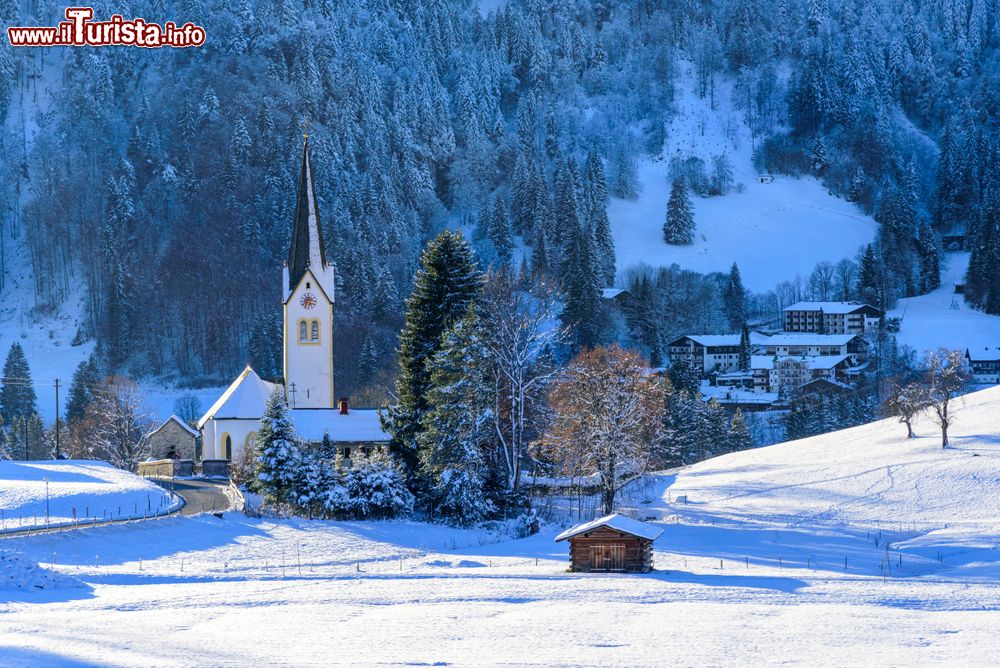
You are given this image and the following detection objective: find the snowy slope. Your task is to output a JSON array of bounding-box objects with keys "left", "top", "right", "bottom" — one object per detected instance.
[
  {"left": 0, "top": 460, "right": 181, "bottom": 531},
  {"left": 3, "top": 392, "right": 1000, "bottom": 665},
  {"left": 890, "top": 252, "right": 1000, "bottom": 354},
  {"left": 609, "top": 64, "right": 877, "bottom": 291}
]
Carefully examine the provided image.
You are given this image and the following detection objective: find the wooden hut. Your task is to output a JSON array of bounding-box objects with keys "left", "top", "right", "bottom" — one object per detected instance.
[{"left": 555, "top": 514, "right": 663, "bottom": 573}]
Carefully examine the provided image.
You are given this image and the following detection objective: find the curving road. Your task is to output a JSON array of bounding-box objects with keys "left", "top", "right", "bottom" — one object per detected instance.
[{"left": 157, "top": 479, "right": 232, "bottom": 516}]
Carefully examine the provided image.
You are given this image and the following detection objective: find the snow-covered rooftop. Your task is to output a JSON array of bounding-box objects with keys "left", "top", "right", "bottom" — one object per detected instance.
[
  {"left": 197, "top": 367, "right": 278, "bottom": 429},
  {"left": 600, "top": 288, "right": 627, "bottom": 300},
  {"left": 759, "top": 333, "right": 859, "bottom": 346},
  {"left": 148, "top": 415, "right": 199, "bottom": 438},
  {"left": 967, "top": 347, "right": 1000, "bottom": 362},
  {"left": 290, "top": 408, "right": 390, "bottom": 443},
  {"left": 674, "top": 333, "right": 768, "bottom": 347},
  {"left": 783, "top": 301, "right": 878, "bottom": 314},
  {"left": 554, "top": 513, "right": 664, "bottom": 542}
]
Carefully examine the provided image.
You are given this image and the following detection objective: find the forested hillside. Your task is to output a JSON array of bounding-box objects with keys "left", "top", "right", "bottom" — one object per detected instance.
[{"left": 2, "top": 0, "right": 1000, "bottom": 393}]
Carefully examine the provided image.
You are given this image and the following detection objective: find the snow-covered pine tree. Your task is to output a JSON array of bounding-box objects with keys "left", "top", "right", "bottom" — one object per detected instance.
[
  {"left": 255, "top": 389, "right": 301, "bottom": 508},
  {"left": 418, "top": 306, "right": 495, "bottom": 524},
  {"left": 723, "top": 262, "right": 747, "bottom": 331},
  {"left": 583, "top": 151, "right": 616, "bottom": 285},
  {"left": 0, "top": 343, "right": 38, "bottom": 426},
  {"left": 488, "top": 197, "right": 514, "bottom": 267},
  {"left": 65, "top": 355, "right": 100, "bottom": 424},
  {"left": 663, "top": 178, "right": 695, "bottom": 245},
  {"left": 343, "top": 450, "right": 414, "bottom": 520},
  {"left": 384, "top": 231, "right": 482, "bottom": 479},
  {"left": 729, "top": 408, "right": 753, "bottom": 452},
  {"left": 560, "top": 217, "right": 604, "bottom": 350},
  {"left": 916, "top": 221, "right": 941, "bottom": 294},
  {"left": 738, "top": 324, "right": 752, "bottom": 372}
]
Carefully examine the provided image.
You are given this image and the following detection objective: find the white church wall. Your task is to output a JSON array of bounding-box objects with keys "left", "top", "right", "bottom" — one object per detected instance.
[{"left": 284, "top": 267, "right": 335, "bottom": 409}]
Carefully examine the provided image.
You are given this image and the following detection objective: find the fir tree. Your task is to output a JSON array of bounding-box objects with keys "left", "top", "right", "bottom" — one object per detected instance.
[
  {"left": 857, "top": 244, "right": 884, "bottom": 308},
  {"left": 738, "top": 324, "right": 752, "bottom": 372},
  {"left": 560, "top": 219, "right": 603, "bottom": 350},
  {"left": 418, "top": 307, "right": 495, "bottom": 524},
  {"left": 65, "top": 355, "right": 100, "bottom": 424},
  {"left": 488, "top": 197, "right": 514, "bottom": 267},
  {"left": 583, "top": 151, "right": 615, "bottom": 285},
  {"left": 916, "top": 221, "right": 941, "bottom": 294},
  {"left": 729, "top": 409, "right": 753, "bottom": 452},
  {"left": 385, "top": 231, "right": 483, "bottom": 479},
  {"left": 723, "top": 262, "right": 747, "bottom": 331},
  {"left": 664, "top": 178, "right": 695, "bottom": 245},
  {"left": 357, "top": 335, "right": 380, "bottom": 388},
  {"left": 0, "top": 343, "right": 37, "bottom": 426},
  {"left": 255, "top": 390, "right": 300, "bottom": 507},
  {"left": 810, "top": 136, "right": 829, "bottom": 174}
]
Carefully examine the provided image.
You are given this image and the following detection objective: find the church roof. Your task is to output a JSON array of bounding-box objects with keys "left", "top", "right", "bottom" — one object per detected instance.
[
  {"left": 197, "top": 366, "right": 278, "bottom": 429},
  {"left": 289, "top": 408, "right": 391, "bottom": 443},
  {"left": 287, "top": 137, "right": 327, "bottom": 292}
]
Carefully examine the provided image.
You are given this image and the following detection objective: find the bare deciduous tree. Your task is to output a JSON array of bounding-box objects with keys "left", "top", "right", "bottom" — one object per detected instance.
[
  {"left": 478, "top": 270, "right": 566, "bottom": 492},
  {"left": 542, "top": 346, "right": 665, "bottom": 514},
  {"left": 925, "top": 350, "right": 972, "bottom": 448},
  {"left": 884, "top": 381, "right": 929, "bottom": 438},
  {"left": 89, "top": 377, "right": 154, "bottom": 470},
  {"left": 808, "top": 261, "right": 836, "bottom": 301}
]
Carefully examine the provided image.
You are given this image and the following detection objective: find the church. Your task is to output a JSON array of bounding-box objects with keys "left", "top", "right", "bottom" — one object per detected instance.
[{"left": 197, "top": 137, "right": 390, "bottom": 466}]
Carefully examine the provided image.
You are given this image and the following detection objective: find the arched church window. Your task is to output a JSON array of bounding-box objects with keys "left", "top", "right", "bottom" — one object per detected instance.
[
  {"left": 311, "top": 320, "right": 319, "bottom": 341},
  {"left": 299, "top": 320, "right": 307, "bottom": 341},
  {"left": 223, "top": 433, "right": 232, "bottom": 460}
]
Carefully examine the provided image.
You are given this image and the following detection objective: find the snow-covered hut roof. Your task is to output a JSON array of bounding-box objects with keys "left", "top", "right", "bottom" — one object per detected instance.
[
  {"left": 601, "top": 288, "right": 627, "bottom": 300},
  {"left": 783, "top": 301, "right": 880, "bottom": 314},
  {"left": 197, "top": 367, "right": 278, "bottom": 429},
  {"left": 554, "top": 513, "right": 664, "bottom": 542},
  {"left": 290, "top": 408, "right": 390, "bottom": 443},
  {"left": 148, "top": 415, "right": 199, "bottom": 438}
]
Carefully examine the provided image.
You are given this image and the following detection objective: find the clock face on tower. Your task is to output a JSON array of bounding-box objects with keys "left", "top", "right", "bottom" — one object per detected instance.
[{"left": 300, "top": 292, "right": 317, "bottom": 310}]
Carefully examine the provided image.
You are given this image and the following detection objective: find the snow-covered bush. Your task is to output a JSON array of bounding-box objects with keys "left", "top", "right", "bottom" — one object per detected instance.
[
  {"left": 293, "top": 451, "right": 345, "bottom": 518},
  {"left": 343, "top": 450, "right": 414, "bottom": 520}
]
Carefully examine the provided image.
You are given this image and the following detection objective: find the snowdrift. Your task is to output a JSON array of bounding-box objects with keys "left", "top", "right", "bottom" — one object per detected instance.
[{"left": 0, "top": 550, "right": 83, "bottom": 591}]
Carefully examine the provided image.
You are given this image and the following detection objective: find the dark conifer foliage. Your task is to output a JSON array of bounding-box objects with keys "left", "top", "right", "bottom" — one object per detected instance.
[{"left": 384, "top": 231, "right": 482, "bottom": 478}]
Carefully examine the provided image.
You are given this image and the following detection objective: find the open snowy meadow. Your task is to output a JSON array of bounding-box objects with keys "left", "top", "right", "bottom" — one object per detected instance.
[{"left": 2, "top": 386, "right": 1000, "bottom": 666}]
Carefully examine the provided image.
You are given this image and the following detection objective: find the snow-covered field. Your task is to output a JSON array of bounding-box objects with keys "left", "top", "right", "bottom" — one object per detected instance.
[
  {"left": 0, "top": 460, "right": 181, "bottom": 532},
  {"left": 2, "top": 387, "right": 1000, "bottom": 665},
  {"left": 890, "top": 252, "right": 1000, "bottom": 353},
  {"left": 609, "top": 64, "right": 877, "bottom": 292}
]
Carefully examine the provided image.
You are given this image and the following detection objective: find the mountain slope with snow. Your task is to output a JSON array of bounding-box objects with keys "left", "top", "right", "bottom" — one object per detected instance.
[{"left": 609, "top": 64, "right": 878, "bottom": 291}]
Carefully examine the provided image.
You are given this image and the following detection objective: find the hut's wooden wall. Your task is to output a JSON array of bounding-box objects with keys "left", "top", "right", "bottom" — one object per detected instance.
[{"left": 567, "top": 526, "right": 654, "bottom": 572}]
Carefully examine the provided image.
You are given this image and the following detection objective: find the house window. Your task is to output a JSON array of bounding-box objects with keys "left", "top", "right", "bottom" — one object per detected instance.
[
  {"left": 299, "top": 320, "right": 308, "bottom": 341},
  {"left": 311, "top": 320, "right": 319, "bottom": 342}
]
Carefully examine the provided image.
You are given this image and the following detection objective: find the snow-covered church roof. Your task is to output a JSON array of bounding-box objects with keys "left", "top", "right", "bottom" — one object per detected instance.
[
  {"left": 290, "top": 408, "right": 390, "bottom": 443},
  {"left": 197, "top": 366, "right": 278, "bottom": 429}
]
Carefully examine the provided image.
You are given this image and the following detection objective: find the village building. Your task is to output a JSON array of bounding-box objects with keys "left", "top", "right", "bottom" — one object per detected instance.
[
  {"left": 665, "top": 333, "right": 768, "bottom": 374},
  {"left": 782, "top": 301, "right": 883, "bottom": 335},
  {"left": 146, "top": 415, "right": 198, "bottom": 461},
  {"left": 555, "top": 514, "right": 662, "bottom": 573},
  {"left": 966, "top": 347, "right": 1000, "bottom": 384},
  {"left": 755, "top": 333, "right": 867, "bottom": 362},
  {"left": 198, "top": 139, "right": 390, "bottom": 468}
]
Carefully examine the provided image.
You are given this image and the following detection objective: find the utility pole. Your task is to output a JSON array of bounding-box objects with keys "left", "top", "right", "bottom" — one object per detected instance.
[{"left": 54, "top": 378, "right": 61, "bottom": 459}]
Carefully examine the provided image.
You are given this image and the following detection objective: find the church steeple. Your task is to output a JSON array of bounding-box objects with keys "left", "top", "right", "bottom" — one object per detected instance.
[{"left": 287, "top": 137, "right": 327, "bottom": 292}]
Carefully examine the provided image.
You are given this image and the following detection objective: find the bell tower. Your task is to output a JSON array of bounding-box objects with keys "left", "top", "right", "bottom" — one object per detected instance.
[{"left": 282, "top": 136, "right": 335, "bottom": 409}]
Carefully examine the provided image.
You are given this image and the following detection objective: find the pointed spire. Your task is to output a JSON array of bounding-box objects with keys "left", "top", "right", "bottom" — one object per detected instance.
[{"left": 288, "top": 136, "right": 327, "bottom": 291}]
